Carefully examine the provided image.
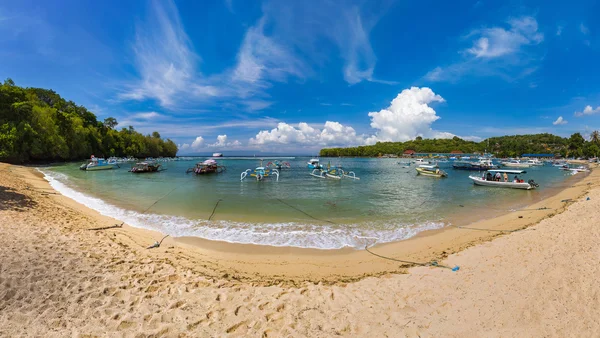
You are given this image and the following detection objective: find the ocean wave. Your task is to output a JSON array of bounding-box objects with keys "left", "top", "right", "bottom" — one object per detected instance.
[{"left": 38, "top": 169, "right": 445, "bottom": 250}]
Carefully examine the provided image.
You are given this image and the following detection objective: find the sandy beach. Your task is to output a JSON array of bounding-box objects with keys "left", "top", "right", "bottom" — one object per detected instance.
[{"left": 1, "top": 162, "right": 599, "bottom": 337}]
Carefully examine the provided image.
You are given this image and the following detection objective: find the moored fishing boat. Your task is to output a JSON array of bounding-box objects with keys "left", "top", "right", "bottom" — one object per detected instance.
[
  {"left": 469, "top": 169, "right": 538, "bottom": 190},
  {"left": 79, "top": 156, "right": 119, "bottom": 171},
  {"left": 310, "top": 165, "right": 360, "bottom": 180},
  {"left": 452, "top": 159, "right": 497, "bottom": 171},
  {"left": 267, "top": 160, "right": 291, "bottom": 170},
  {"left": 241, "top": 161, "right": 279, "bottom": 181},
  {"left": 525, "top": 159, "right": 543, "bottom": 166},
  {"left": 415, "top": 165, "right": 448, "bottom": 178},
  {"left": 501, "top": 159, "right": 531, "bottom": 168},
  {"left": 186, "top": 159, "right": 226, "bottom": 175},
  {"left": 129, "top": 161, "right": 162, "bottom": 173},
  {"left": 307, "top": 158, "right": 323, "bottom": 169}
]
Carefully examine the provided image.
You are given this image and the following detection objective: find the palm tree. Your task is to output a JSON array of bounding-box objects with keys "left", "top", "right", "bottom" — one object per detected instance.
[{"left": 591, "top": 130, "right": 600, "bottom": 144}]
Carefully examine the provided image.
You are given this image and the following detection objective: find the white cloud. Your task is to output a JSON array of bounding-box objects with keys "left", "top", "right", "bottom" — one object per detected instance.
[
  {"left": 179, "top": 136, "right": 205, "bottom": 152},
  {"left": 365, "top": 87, "right": 448, "bottom": 144},
  {"left": 248, "top": 87, "right": 481, "bottom": 149},
  {"left": 179, "top": 135, "right": 242, "bottom": 153},
  {"left": 249, "top": 121, "right": 364, "bottom": 147},
  {"left": 556, "top": 25, "right": 563, "bottom": 36},
  {"left": 133, "top": 112, "right": 163, "bottom": 120},
  {"left": 426, "top": 16, "right": 543, "bottom": 82},
  {"left": 208, "top": 134, "right": 242, "bottom": 148},
  {"left": 574, "top": 105, "right": 600, "bottom": 117},
  {"left": 552, "top": 116, "right": 568, "bottom": 125}
]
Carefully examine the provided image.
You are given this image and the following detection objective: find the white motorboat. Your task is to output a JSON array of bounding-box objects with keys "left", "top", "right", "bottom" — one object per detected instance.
[
  {"left": 79, "top": 156, "right": 119, "bottom": 171},
  {"left": 501, "top": 159, "right": 531, "bottom": 168},
  {"left": 525, "top": 159, "right": 543, "bottom": 166},
  {"left": 469, "top": 169, "right": 538, "bottom": 190}
]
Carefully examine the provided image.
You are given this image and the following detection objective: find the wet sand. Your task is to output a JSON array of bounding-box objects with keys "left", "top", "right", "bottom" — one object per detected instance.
[{"left": 1, "top": 162, "right": 599, "bottom": 336}]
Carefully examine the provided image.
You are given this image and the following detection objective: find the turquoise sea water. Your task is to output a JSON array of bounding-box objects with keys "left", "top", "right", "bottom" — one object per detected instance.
[{"left": 41, "top": 158, "right": 578, "bottom": 249}]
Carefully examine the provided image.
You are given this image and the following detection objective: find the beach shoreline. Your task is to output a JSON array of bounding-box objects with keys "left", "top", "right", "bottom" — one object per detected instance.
[
  {"left": 2, "top": 161, "right": 600, "bottom": 336},
  {"left": 12, "top": 162, "right": 596, "bottom": 282}
]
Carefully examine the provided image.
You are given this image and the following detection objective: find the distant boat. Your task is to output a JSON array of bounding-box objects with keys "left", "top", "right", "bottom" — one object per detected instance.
[
  {"left": 469, "top": 169, "right": 538, "bottom": 190},
  {"left": 310, "top": 165, "right": 360, "bottom": 180},
  {"left": 525, "top": 159, "right": 543, "bottom": 166},
  {"left": 186, "top": 159, "right": 226, "bottom": 175},
  {"left": 79, "top": 156, "right": 119, "bottom": 171},
  {"left": 307, "top": 158, "right": 322, "bottom": 169},
  {"left": 415, "top": 165, "right": 448, "bottom": 178},
  {"left": 501, "top": 159, "right": 531, "bottom": 168},
  {"left": 212, "top": 153, "right": 223, "bottom": 157},
  {"left": 453, "top": 159, "right": 497, "bottom": 171},
  {"left": 129, "top": 161, "right": 161, "bottom": 173}
]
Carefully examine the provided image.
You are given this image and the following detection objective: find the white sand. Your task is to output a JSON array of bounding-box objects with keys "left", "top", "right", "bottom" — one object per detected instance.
[{"left": 1, "top": 163, "right": 599, "bottom": 337}]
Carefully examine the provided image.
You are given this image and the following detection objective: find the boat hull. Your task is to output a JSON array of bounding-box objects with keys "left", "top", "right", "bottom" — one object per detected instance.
[
  {"left": 416, "top": 167, "right": 447, "bottom": 178},
  {"left": 469, "top": 176, "right": 534, "bottom": 189},
  {"left": 84, "top": 165, "right": 117, "bottom": 171}
]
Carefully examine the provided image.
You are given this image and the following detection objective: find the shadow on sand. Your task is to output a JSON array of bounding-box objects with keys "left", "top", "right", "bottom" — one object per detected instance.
[{"left": 0, "top": 186, "right": 37, "bottom": 212}]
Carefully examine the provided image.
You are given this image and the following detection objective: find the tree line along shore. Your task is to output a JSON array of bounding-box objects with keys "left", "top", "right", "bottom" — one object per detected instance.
[
  {"left": 0, "top": 79, "right": 177, "bottom": 164},
  {"left": 320, "top": 133, "right": 600, "bottom": 158}
]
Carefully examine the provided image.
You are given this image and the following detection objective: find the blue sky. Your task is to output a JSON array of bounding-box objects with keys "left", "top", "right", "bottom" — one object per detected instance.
[{"left": 1, "top": 0, "right": 599, "bottom": 154}]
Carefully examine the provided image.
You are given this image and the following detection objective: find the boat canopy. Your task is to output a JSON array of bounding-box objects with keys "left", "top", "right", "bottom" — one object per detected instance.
[
  {"left": 487, "top": 169, "right": 527, "bottom": 174},
  {"left": 201, "top": 159, "right": 217, "bottom": 165}
]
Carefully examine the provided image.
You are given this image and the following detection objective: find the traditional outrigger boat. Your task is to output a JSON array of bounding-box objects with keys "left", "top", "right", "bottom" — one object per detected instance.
[
  {"left": 267, "top": 160, "right": 291, "bottom": 170},
  {"left": 129, "top": 161, "right": 162, "bottom": 173},
  {"left": 79, "top": 156, "right": 119, "bottom": 171},
  {"left": 241, "top": 161, "right": 279, "bottom": 181},
  {"left": 415, "top": 165, "right": 448, "bottom": 178},
  {"left": 186, "top": 159, "right": 226, "bottom": 175},
  {"left": 310, "top": 165, "right": 360, "bottom": 180},
  {"left": 469, "top": 169, "right": 539, "bottom": 190}
]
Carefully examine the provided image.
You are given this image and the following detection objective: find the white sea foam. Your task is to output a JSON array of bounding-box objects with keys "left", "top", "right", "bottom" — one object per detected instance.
[{"left": 39, "top": 169, "right": 446, "bottom": 250}]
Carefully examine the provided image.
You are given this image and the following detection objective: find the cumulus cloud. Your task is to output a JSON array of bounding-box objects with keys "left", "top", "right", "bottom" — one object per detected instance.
[
  {"left": 179, "top": 135, "right": 242, "bottom": 153},
  {"left": 208, "top": 134, "right": 242, "bottom": 148},
  {"left": 365, "top": 87, "right": 449, "bottom": 144},
  {"left": 249, "top": 121, "right": 363, "bottom": 147},
  {"left": 552, "top": 116, "right": 568, "bottom": 125},
  {"left": 248, "top": 87, "right": 480, "bottom": 149},
  {"left": 574, "top": 105, "right": 600, "bottom": 117},
  {"left": 179, "top": 136, "right": 205, "bottom": 152}
]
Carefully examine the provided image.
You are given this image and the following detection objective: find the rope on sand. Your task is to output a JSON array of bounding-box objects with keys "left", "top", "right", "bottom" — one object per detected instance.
[
  {"left": 208, "top": 199, "right": 223, "bottom": 221},
  {"left": 147, "top": 235, "right": 169, "bottom": 249},
  {"left": 88, "top": 222, "right": 124, "bottom": 231},
  {"left": 365, "top": 245, "right": 459, "bottom": 271},
  {"left": 276, "top": 199, "right": 336, "bottom": 224}
]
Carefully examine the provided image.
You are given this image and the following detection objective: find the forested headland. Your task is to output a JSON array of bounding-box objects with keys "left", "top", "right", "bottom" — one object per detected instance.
[
  {"left": 0, "top": 79, "right": 177, "bottom": 163},
  {"left": 320, "top": 133, "right": 600, "bottom": 158}
]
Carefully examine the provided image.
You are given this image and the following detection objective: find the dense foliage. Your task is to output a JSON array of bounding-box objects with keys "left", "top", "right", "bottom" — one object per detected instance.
[
  {"left": 0, "top": 79, "right": 177, "bottom": 163},
  {"left": 320, "top": 133, "right": 600, "bottom": 158}
]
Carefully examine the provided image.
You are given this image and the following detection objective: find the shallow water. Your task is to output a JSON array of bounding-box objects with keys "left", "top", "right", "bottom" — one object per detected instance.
[{"left": 41, "top": 158, "right": 576, "bottom": 249}]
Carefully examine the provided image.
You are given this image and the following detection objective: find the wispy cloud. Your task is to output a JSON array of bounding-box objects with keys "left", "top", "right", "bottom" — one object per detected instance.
[
  {"left": 425, "top": 16, "right": 544, "bottom": 82},
  {"left": 119, "top": 0, "right": 395, "bottom": 111},
  {"left": 579, "top": 22, "right": 589, "bottom": 35},
  {"left": 556, "top": 25, "right": 563, "bottom": 36},
  {"left": 119, "top": 0, "right": 199, "bottom": 107}
]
